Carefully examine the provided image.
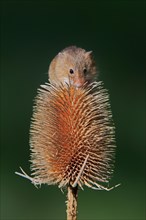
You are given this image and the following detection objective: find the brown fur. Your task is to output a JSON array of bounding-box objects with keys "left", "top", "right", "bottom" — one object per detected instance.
[{"left": 48, "top": 46, "right": 97, "bottom": 88}]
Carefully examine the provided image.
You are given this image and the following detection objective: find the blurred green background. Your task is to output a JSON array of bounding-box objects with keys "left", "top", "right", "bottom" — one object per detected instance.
[{"left": 0, "top": 1, "right": 145, "bottom": 220}]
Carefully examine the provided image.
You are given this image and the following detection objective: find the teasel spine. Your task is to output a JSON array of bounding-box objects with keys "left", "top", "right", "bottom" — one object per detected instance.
[{"left": 29, "top": 81, "right": 116, "bottom": 191}]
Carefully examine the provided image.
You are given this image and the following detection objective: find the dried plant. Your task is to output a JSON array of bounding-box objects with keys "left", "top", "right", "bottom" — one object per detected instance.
[
  {"left": 16, "top": 81, "right": 119, "bottom": 220},
  {"left": 30, "top": 81, "right": 115, "bottom": 188}
]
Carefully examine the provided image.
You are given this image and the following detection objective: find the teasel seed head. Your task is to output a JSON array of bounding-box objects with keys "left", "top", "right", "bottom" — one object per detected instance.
[{"left": 30, "top": 81, "right": 116, "bottom": 190}]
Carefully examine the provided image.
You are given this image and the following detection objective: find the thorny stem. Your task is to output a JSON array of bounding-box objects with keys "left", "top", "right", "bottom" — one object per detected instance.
[{"left": 66, "top": 184, "right": 78, "bottom": 220}]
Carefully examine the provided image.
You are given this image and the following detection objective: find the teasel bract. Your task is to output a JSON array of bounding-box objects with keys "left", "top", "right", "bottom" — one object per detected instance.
[{"left": 29, "top": 81, "right": 116, "bottom": 191}]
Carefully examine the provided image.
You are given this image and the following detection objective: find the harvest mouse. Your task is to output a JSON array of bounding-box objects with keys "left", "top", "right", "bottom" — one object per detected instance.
[{"left": 48, "top": 46, "right": 97, "bottom": 88}]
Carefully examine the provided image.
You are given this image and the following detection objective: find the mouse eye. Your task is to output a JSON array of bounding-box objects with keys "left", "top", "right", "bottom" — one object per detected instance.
[
  {"left": 83, "top": 68, "right": 87, "bottom": 74},
  {"left": 69, "top": 69, "right": 74, "bottom": 74}
]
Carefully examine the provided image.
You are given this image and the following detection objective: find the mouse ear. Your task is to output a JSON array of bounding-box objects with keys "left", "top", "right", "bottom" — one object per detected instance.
[
  {"left": 85, "top": 51, "right": 93, "bottom": 58},
  {"left": 58, "top": 52, "right": 64, "bottom": 56}
]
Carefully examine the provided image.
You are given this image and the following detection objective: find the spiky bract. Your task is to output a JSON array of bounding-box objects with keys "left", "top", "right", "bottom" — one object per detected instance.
[{"left": 30, "top": 82, "right": 116, "bottom": 190}]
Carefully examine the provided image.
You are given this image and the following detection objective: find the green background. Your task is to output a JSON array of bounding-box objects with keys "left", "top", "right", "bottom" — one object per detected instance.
[{"left": 0, "top": 1, "right": 145, "bottom": 220}]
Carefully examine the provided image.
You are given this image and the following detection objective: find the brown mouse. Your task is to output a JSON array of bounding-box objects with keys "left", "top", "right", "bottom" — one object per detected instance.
[{"left": 48, "top": 46, "right": 97, "bottom": 88}]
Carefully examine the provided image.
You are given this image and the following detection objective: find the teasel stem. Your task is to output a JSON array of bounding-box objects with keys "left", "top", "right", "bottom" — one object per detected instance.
[{"left": 66, "top": 184, "right": 78, "bottom": 220}]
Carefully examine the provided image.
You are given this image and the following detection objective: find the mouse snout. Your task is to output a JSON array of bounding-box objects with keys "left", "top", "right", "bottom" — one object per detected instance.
[{"left": 73, "top": 76, "right": 86, "bottom": 88}]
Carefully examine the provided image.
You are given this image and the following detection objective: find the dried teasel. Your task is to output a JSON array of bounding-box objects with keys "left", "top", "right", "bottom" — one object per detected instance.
[
  {"left": 15, "top": 46, "right": 120, "bottom": 220},
  {"left": 29, "top": 81, "right": 116, "bottom": 191}
]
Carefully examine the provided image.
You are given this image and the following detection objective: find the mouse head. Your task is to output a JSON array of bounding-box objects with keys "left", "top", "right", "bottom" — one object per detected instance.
[{"left": 49, "top": 46, "right": 98, "bottom": 88}]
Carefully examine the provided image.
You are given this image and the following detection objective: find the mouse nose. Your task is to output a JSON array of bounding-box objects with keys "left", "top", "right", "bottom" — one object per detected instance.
[{"left": 73, "top": 77, "right": 86, "bottom": 88}]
